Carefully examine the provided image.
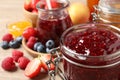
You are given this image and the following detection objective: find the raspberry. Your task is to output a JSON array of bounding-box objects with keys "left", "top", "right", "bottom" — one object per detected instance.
[
  {"left": 12, "top": 50, "right": 24, "bottom": 62},
  {"left": 22, "top": 27, "right": 37, "bottom": 40},
  {"left": 18, "top": 57, "right": 30, "bottom": 69},
  {"left": 1, "top": 57, "right": 16, "bottom": 71},
  {"left": 2, "top": 33, "right": 14, "bottom": 42},
  {"left": 26, "top": 37, "right": 37, "bottom": 49}
]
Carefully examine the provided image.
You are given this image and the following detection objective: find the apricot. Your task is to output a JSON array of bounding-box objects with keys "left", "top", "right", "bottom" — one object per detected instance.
[{"left": 68, "top": 2, "right": 90, "bottom": 25}]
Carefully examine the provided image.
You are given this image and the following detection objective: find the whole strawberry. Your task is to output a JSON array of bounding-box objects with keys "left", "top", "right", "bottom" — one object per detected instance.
[
  {"left": 1, "top": 57, "right": 16, "bottom": 71},
  {"left": 18, "top": 57, "right": 30, "bottom": 69},
  {"left": 2, "top": 33, "right": 14, "bottom": 42},
  {"left": 12, "top": 50, "right": 24, "bottom": 62},
  {"left": 22, "top": 27, "right": 37, "bottom": 40}
]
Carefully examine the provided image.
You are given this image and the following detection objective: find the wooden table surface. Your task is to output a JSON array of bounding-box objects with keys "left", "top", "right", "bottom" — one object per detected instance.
[{"left": 0, "top": 0, "right": 86, "bottom": 80}]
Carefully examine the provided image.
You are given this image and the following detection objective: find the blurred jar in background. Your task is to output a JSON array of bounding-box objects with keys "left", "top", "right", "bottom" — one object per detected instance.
[{"left": 87, "top": 0, "right": 99, "bottom": 21}]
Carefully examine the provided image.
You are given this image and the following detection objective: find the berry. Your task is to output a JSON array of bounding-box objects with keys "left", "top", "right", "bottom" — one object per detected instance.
[
  {"left": 1, "top": 57, "right": 16, "bottom": 71},
  {"left": 33, "top": 42, "right": 42, "bottom": 51},
  {"left": 45, "top": 40, "right": 55, "bottom": 49},
  {"left": 9, "top": 40, "right": 21, "bottom": 49},
  {"left": 26, "top": 37, "right": 37, "bottom": 49},
  {"left": 46, "top": 48, "right": 51, "bottom": 53},
  {"left": 18, "top": 57, "right": 30, "bottom": 69},
  {"left": 12, "top": 50, "right": 24, "bottom": 62},
  {"left": 24, "top": 58, "right": 42, "bottom": 78},
  {"left": 37, "top": 44, "right": 46, "bottom": 53},
  {"left": 41, "top": 55, "right": 55, "bottom": 72},
  {"left": 2, "top": 33, "right": 14, "bottom": 42},
  {"left": 15, "top": 36, "right": 23, "bottom": 44},
  {"left": 0, "top": 41, "right": 9, "bottom": 49},
  {"left": 22, "top": 27, "right": 37, "bottom": 40}
]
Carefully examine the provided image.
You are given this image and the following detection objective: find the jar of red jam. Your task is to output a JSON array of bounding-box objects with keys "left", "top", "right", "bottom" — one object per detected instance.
[
  {"left": 60, "top": 23, "right": 120, "bottom": 80},
  {"left": 36, "top": 0, "right": 73, "bottom": 46}
]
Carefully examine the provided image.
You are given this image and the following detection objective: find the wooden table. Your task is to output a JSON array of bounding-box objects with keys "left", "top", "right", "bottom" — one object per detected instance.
[{"left": 0, "top": 0, "right": 86, "bottom": 80}]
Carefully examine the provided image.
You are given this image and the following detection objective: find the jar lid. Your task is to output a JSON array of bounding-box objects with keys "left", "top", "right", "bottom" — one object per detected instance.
[{"left": 98, "top": 0, "right": 120, "bottom": 14}]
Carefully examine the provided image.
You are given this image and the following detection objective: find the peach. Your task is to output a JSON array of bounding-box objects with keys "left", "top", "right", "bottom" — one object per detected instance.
[{"left": 68, "top": 2, "right": 90, "bottom": 25}]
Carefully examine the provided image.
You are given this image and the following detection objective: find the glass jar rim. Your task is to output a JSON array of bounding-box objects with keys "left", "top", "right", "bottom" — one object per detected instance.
[
  {"left": 36, "top": 0, "right": 70, "bottom": 12},
  {"left": 60, "top": 23, "right": 120, "bottom": 59}
]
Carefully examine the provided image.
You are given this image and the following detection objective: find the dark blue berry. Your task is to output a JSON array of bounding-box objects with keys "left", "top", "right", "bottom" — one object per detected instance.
[
  {"left": 9, "top": 40, "right": 21, "bottom": 49},
  {"left": 45, "top": 40, "right": 55, "bottom": 49},
  {"left": 37, "top": 44, "right": 46, "bottom": 53},
  {"left": 15, "top": 36, "right": 23, "bottom": 44},
  {"left": 34, "top": 42, "right": 42, "bottom": 51},
  {"left": 0, "top": 41, "right": 9, "bottom": 49}
]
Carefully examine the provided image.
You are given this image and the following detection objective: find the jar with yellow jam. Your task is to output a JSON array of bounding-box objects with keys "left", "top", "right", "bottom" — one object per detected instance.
[{"left": 93, "top": 0, "right": 120, "bottom": 28}]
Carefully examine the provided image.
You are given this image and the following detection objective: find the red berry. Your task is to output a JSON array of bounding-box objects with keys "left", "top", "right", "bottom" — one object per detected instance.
[
  {"left": 1, "top": 57, "right": 16, "bottom": 71},
  {"left": 2, "top": 33, "right": 14, "bottom": 42},
  {"left": 22, "top": 27, "right": 37, "bottom": 40},
  {"left": 24, "top": 58, "right": 42, "bottom": 78},
  {"left": 26, "top": 36, "right": 37, "bottom": 49},
  {"left": 18, "top": 57, "right": 30, "bottom": 69},
  {"left": 12, "top": 50, "right": 24, "bottom": 62},
  {"left": 41, "top": 54, "right": 55, "bottom": 72}
]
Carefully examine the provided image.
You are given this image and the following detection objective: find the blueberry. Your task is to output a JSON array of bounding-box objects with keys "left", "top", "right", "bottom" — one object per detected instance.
[
  {"left": 34, "top": 42, "right": 42, "bottom": 51},
  {"left": 46, "top": 48, "right": 52, "bottom": 53},
  {"left": 0, "top": 41, "right": 9, "bottom": 49},
  {"left": 37, "top": 44, "right": 46, "bottom": 53},
  {"left": 15, "top": 36, "right": 23, "bottom": 44},
  {"left": 9, "top": 40, "right": 21, "bottom": 49},
  {"left": 45, "top": 40, "right": 55, "bottom": 49}
]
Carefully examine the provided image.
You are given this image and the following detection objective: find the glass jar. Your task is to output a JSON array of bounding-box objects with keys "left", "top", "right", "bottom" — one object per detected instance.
[
  {"left": 36, "top": 0, "right": 73, "bottom": 46},
  {"left": 94, "top": 0, "right": 120, "bottom": 28},
  {"left": 60, "top": 23, "right": 120, "bottom": 80}
]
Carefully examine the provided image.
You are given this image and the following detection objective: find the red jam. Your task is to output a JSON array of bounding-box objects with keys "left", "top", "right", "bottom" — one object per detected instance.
[
  {"left": 61, "top": 24, "right": 120, "bottom": 80},
  {"left": 36, "top": 0, "right": 72, "bottom": 46}
]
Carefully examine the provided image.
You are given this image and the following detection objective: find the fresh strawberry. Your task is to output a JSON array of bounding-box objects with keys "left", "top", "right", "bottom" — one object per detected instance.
[
  {"left": 12, "top": 50, "right": 24, "bottom": 62},
  {"left": 24, "top": 58, "right": 42, "bottom": 78},
  {"left": 31, "top": 0, "right": 40, "bottom": 10},
  {"left": 22, "top": 27, "right": 37, "bottom": 40},
  {"left": 41, "top": 54, "right": 55, "bottom": 72},
  {"left": 24, "top": 0, "right": 32, "bottom": 11},
  {"left": 2, "top": 33, "right": 14, "bottom": 42},
  {"left": 18, "top": 57, "right": 30, "bottom": 69},
  {"left": 1, "top": 57, "right": 16, "bottom": 71},
  {"left": 26, "top": 36, "right": 37, "bottom": 49}
]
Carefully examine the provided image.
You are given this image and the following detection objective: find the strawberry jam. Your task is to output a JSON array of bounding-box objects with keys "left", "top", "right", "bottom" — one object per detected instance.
[
  {"left": 60, "top": 23, "right": 120, "bottom": 80},
  {"left": 36, "top": 0, "right": 72, "bottom": 46}
]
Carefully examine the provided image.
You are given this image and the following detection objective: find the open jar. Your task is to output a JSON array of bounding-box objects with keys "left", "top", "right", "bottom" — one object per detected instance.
[
  {"left": 93, "top": 0, "right": 120, "bottom": 28},
  {"left": 36, "top": 0, "right": 73, "bottom": 47},
  {"left": 59, "top": 23, "right": 120, "bottom": 80}
]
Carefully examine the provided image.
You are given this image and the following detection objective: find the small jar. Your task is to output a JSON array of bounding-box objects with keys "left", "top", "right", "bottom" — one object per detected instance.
[
  {"left": 36, "top": 0, "right": 73, "bottom": 46},
  {"left": 94, "top": 0, "right": 120, "bottom": 28},
  {"left": 60, "top": 23, "right": 120, "bottom": 80}
]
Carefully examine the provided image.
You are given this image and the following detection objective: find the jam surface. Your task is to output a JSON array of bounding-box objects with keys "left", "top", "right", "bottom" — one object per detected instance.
[{"left": 63, "top": 27, "right": 120, "bottom": 80}]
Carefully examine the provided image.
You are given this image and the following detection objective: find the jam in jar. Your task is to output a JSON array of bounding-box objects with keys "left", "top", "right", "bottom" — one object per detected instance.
[
  {"left": 36, "top": 0, "right": 72, "bottom": 46},
  {"left": 60, "top": 23, "right": 120, "bottom": 80}
]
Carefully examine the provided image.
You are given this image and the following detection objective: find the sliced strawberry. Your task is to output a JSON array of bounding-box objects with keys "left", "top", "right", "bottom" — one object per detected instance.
[
  {"left": 41, "top": 54, "right": 55, "bottom": 72},
  {"left": 24, "top": 58, "right": 42, "bottom": 78}
]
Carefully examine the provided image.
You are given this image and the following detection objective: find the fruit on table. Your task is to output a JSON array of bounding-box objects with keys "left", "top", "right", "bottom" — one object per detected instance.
[
  {"left": 12, "top": 50, "right": 24, "bottom": 62},
  {"left": 1, "top": 57, "right": 16, "bottom": 71},
  {"left": 24, "top": 58, "right": 42, "bottom": 78},
  {"left": 18, "top": 56, "right": 30, "bottom": 69},
  {"left": 7, "top": 21, "right": 32, "bottom": 38},
  {"left": 68, "top": 2, "right": 90, "bottom": 25},
  {"left": 41, "top": 54, "right": 55, "bottom": 71},
  {"left": 1, "top": 33, "right": 23, "bottom": 49}
]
